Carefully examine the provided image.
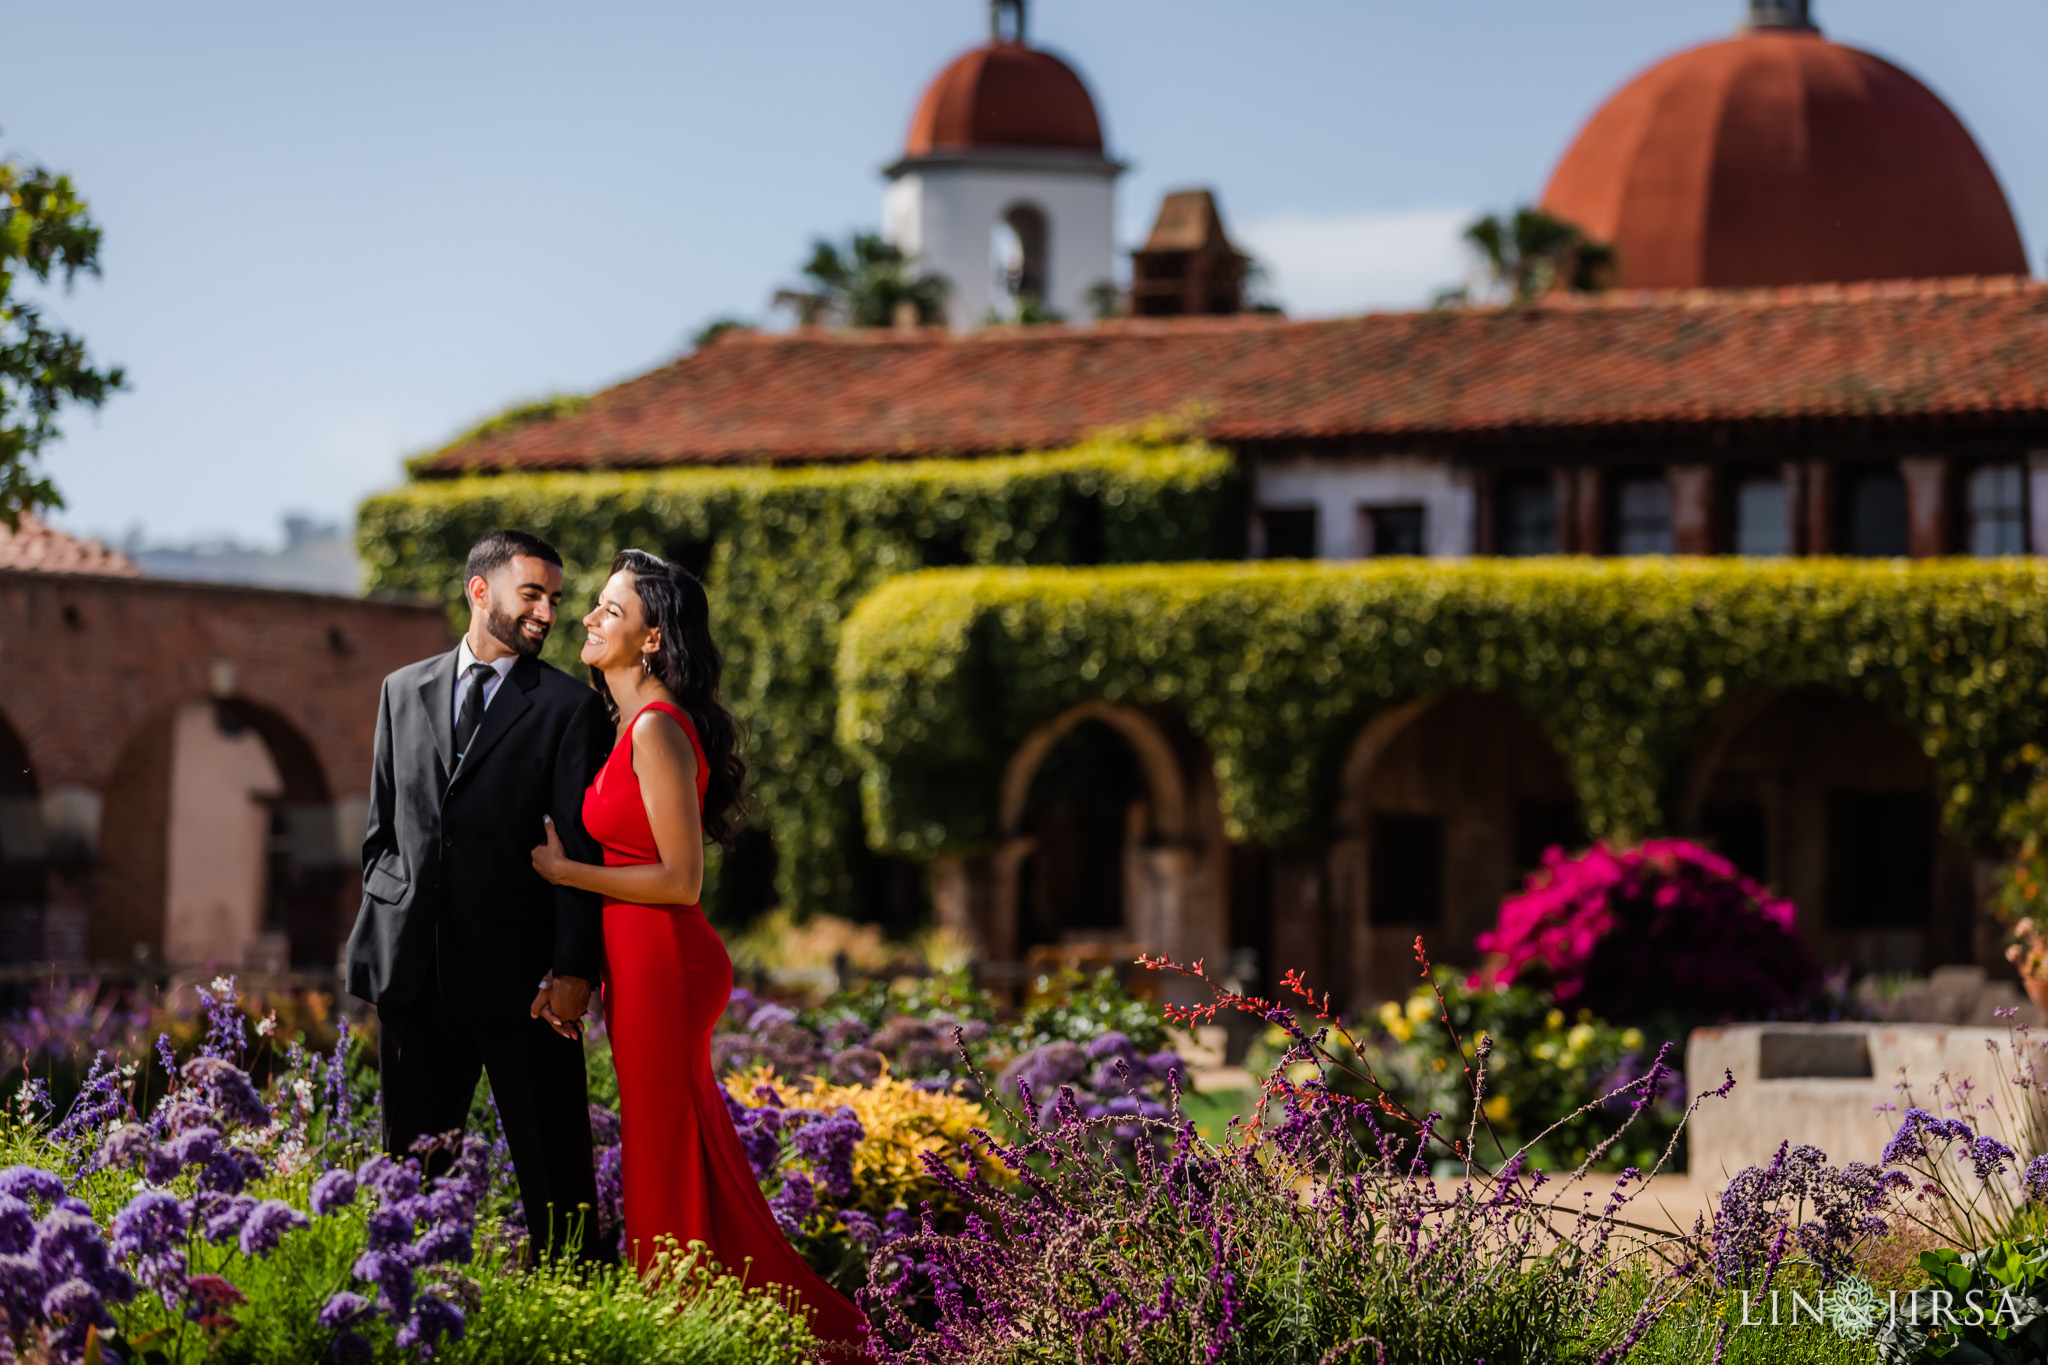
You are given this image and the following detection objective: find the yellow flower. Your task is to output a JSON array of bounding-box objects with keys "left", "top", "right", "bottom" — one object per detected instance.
[
  {"left": 1567, "top": 1023, "right": 1596, "bottom": 1053},
  {"left": 1378, "top": 1000, "right": 1414, "bottom": 1042},
  {"left": 1483, "top": 1095, "right": 1511, "bottom": 1123},
  {"left": 724, "top": 1064, "right": 1001, "bottom": 1219},
  {"left": 1431, "top": 1056, "right": 1448, "bottom": 1073},
  {"left": 1404, "top": 994, "right": 1433, "bottom": 1024},
  {"left": 1620, "top": 1028, "right": 1644, "bottom": 1051},
  {"left": 1544, "top": 1009, "right": 1565, "bottom": 1031}
]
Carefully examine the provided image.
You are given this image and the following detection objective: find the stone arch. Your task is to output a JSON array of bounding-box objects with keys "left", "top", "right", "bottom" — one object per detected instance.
[
  {"left": 93, "top": 695, "right": 344, "bottom": 970},
  {"left": 0, "top": 706, "right": 46, "bottom": 961},
  {"left": 1677, "top": 685, "right": 1976, "bottom": 974},
  {"left": 1330, "top": 691, "right": 1584, "bottom": 1003},
  {"left": 957, "top": 703, "right": 1223, "bottom": 991},
  {"left": 993, "top": 201, "right": 1051, "bottom": 312}
]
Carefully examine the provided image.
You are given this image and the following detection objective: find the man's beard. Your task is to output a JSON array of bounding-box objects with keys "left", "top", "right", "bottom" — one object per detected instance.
[{"left": 484, "top": 603, "right": 548, "bottom": 657}]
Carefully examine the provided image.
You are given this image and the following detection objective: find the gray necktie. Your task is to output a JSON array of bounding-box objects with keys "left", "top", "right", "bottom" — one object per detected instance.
[{"left": 454, "top": 662, "right": 495, "bottom": 759}]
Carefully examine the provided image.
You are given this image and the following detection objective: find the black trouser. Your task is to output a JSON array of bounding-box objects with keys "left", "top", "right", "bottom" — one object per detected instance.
[{"left": 378, "top": 970, "right": 601, "bottom": 1261}]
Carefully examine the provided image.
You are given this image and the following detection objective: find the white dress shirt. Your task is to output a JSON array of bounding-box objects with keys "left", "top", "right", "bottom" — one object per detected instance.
[{"left": 453, "top": 638, "right": 517, "bottom": 732}]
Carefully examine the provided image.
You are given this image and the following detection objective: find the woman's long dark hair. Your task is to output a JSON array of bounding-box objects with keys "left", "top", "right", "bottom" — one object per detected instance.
[{"left": 592, "top": 549, "right": 747, "bottom": 848}]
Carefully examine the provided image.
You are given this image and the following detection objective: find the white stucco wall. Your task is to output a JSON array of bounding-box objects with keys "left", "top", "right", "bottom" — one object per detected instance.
[
  {"left": 1253, "top": 456, "right": 1477, "bottom": 558},
  {"left": 885, "top": 156, "right": 1118, "bottom": 330},
  {"left": 162, "top": 702, "right": 281, "bottom": 966}
]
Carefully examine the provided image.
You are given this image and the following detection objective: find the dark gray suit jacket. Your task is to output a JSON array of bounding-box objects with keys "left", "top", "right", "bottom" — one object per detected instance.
[{"left": 346, "top": 648, "right": 613, "bottom": 1019}]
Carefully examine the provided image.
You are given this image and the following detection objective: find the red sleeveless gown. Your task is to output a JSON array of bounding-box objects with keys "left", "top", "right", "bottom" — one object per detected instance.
[{"left": 583, "top": 701, "right": 869, "bottom": 1352}]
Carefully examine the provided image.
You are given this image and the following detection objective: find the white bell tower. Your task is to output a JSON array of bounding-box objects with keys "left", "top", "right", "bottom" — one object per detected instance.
[{"left": 884, "top": 0, "right": 1123, "bottom": 330}]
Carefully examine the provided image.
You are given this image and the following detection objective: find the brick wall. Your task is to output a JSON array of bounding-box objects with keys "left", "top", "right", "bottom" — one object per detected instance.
[{"left": 0, "top": 571, "right": 452, "bottom": 966}]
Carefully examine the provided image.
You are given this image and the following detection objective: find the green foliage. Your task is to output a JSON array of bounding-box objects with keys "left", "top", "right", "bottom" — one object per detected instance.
[
  {"left": 403, "top": 394, "right": 590, "bottom": 477},
  {"left": 1458, "top": 205, "right": 1617, "bottom": 304},
  {"left": 1877, "top": 1238, "right": 2048, "bottom": 1363},
  {"left": 1992, "top": 749, "right": 2048, "bottom": 974},
  {"left": 836, "top": 558, "right": 2048, "bottom": 855},
  {"left": 1348, "top": 976, "right": 1681, "bottom": 1172},
  {"left": 0, "top": 148, "right": 124, "bottom": 523},
  {"left": 1015, "top": 968, "right": 1170, "bottom": 1056},
  {"left": 358, "top": 436, "right": 1240, "bottom": 915},
  {"left": 773, "top": 231, "right": 947, "bottom": 329}
]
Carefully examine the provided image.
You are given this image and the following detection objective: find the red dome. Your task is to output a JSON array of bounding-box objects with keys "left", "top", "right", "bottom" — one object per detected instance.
[
  {"left": 1541, "top": 28, "right": 2027, "bottom": 290},
  {"left": 905, "top": 41, "right": 1104, "bottom": 157}
]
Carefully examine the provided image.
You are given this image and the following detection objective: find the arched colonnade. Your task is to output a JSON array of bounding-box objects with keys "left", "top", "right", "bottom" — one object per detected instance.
[{"left": 931, "top": 685, "right": 1989, "bottom": 1011}]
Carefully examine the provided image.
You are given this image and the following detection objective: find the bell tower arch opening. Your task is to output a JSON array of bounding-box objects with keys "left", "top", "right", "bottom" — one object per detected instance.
[{"left": 992, "top": 202, "right": 1051, "bottom": 317}]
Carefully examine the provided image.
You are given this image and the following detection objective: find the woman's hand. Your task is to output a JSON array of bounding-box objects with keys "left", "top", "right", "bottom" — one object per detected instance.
[{"left": 530, "top": 816, "right": 571, "bottom": 885}]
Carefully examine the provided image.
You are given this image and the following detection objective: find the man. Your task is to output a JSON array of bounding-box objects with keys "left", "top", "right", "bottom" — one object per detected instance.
[{"left": 347, "top": 529, "right": 613, "bottom": 1258}]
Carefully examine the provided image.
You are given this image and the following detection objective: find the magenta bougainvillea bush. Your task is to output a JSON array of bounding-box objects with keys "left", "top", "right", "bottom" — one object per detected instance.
[{"left": 1476, "top": 839, "right": 1817, "bottom": 1025}]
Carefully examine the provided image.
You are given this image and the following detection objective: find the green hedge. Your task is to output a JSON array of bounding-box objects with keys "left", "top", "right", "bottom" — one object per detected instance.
[
  {"left": 356, "top": 436, "right": 1242, "bottom": 916},
  {"left": 835, "top": 558, "right": 2048, "bottom": 855}
]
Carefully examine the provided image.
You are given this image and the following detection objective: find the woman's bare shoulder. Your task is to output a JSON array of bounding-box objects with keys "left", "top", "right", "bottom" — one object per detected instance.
[{"left": 630, "top": 705, "right": 699, "bottom": 772}]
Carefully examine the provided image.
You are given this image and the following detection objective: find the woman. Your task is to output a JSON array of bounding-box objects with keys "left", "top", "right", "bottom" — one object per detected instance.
[{"left": 530, "top": 549, "right": 868, "bottom": 1352}]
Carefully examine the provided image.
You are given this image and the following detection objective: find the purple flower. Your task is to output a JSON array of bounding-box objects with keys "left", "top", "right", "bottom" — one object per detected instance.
[
  {"left": 366, "top": 1206, "right": 416, "bottom": 1252},
  {"left": 0, "top": 1168, "right": 64, "bottom": 1206},
  {"left": 413, "top": 1221, "right": 472, "bottom": 1266},
  {"left": 748, "top": 1002, "right": 799, "bottom": 1035},
  {"left": 357, "top": 1154, "right": 421, "bottom": 1203},
  {"left": 1085, "top": 1031, "right": 1137, "bottom": 1063},
  {"left": 238, "top": 1199, "right": 310, "bottom": 1255},
  {"left": 734, "top": 1115, "right": 780, "bottom": 1181},
  {"left": 768, "top": 1171, "right": 817, "bottom": 1235},
  {"left": 310, "top": 1169, "right": 358, "bottom": 1216},
  {"left": 2025, "top": 1154, "right": 2048, "bottom": 1202},
  {"left": 354, "top": 1250, "right": 415, "bottom": 1319},
  {"left": 180, "top": 1055, "right": 270, "bottom": 1129},
  {"left": 110, "top": 1190, "right": 186, "bottom": 1258},
  {"left": 198, "top": 1193, "right": 258, "bottom": 1244},
  {"left": 587, "top": 1103, "right": 622, "bottom": 1149},
  {"left": 0, "top": 1196, "right": 32, "bottom": 1257},
  {"left": 792, "top": 1110, "right": 864, "bottom": 1198},
  {"left": 332, "top": 1330, "right": 373, "bottom": 1362},
  {"left": 398, "top": 1292, "right": 466, "bottom": 1357},
  {"left": 1966, "top": 1134, "right": 2017, "bottom": 1182},
  {"left": 1881, "top": 1107, "right": 1976, "bottom": 1167},
  {"left": 94, "top": 1123, "right": 152, "bottom": 1175},
  {"left": 145, "top": 1126, "right": 221, "bottom": 1184},
  {"left": 319, "top": 1290, "right": 372, "bottom": 1329},
  {"left": 34, "top": 1208, "right": 133, "bottom": 1303}
]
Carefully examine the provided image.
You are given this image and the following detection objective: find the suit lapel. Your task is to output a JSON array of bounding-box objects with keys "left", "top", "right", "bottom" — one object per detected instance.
[
  {"left": 415, "top": 649, "right": 459, "bottom": 781},
  {"left": 449, "top": 653, "right": 537, "bottom": 789}
]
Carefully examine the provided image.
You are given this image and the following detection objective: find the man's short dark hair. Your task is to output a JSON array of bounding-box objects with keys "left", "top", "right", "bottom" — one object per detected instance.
[{"left": 465, "top": 530, "right": 563, "bottom": 587}]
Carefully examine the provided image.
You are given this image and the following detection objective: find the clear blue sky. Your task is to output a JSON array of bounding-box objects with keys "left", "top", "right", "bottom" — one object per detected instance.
[{"left": 10, "top": 0, "right": 2045, "bottom": 546}]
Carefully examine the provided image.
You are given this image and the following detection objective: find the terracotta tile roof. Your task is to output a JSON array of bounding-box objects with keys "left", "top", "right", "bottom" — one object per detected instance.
[
  {"left": 420, "top": 276, "right": 2048, "bottom": 474},
  {"left": 0, "top": 514, "right": 140, "bottom": 577}
]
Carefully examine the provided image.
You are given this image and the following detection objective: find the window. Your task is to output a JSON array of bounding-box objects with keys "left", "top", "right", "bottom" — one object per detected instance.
[
  {"left": 1360, "top": 504, "right": 1426, "bottom": 557},
  {"left": 1258, "top": 506, "right": 1318, "bottom": 559},
  {"left": 1733, "top": 476, "right": 1790, "bottom": 555},
  {"left": 1370, "top": 813, "right": 1443, "bottom": 925},
  {"left": 1700, "top": 801, "right": 1769, "bottom": 883},
  {"left": 1825, "top": 792, "right": 1934, "bottom": 930},
  {"left": 1613, "top": 475, "right": 1673, "bottom": 554},
  {"left": 1966, "top": 462, "right": 2026, "bottom": 556},
  {"left": 1495, "top": 475, "right": 1556, "bottom": 556},
  {"left": 1841, "top": 467, "right": 1909, "bottom": 556},
  {"left": 991, "top": 202, "right": 1049, "bottom": 315},
  {"left": 1513, "top": 798, "right": 1584, "bottom": 874}
]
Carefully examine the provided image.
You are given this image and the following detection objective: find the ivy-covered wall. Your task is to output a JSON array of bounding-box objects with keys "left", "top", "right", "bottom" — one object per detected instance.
[
  {"left": 836, "top": 559, "right": 2048, "bottom": 856},
  {"left": 356, "top": 437, "right": 1242, "bottom": 917}
]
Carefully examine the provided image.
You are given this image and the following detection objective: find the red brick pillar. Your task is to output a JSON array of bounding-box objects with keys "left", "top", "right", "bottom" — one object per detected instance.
[
  {"left": 1669, "top": 464, "right": 1718, "bottom": 555},
  {"left": 1268, "top": 852, "right": 1334, "bottom": 1001},
  {"left": 1801, "top": 462, "right": 1836, "bottom": 555},
  {"left": 1900, "top": 457, "right": 1954, "bottom": 558},
  {"left": 1557, "top": 467, "right": 1605, "bottom": 554}
]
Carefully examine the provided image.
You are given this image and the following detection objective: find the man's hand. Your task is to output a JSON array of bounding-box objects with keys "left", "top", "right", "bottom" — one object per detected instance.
[{"left": 529, "top": 972, "right": 594, "bottom": 1040}]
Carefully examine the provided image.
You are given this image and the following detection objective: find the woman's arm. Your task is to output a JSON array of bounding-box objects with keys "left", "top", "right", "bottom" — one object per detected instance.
[{"left": 531, "top": 709, "right": 705, "bottom": 905}]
